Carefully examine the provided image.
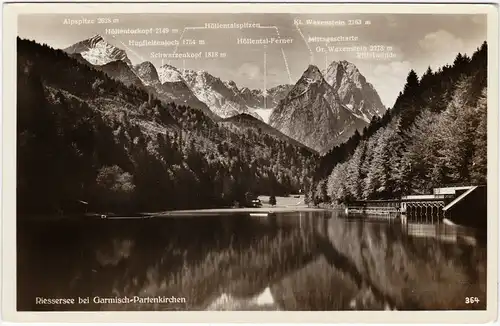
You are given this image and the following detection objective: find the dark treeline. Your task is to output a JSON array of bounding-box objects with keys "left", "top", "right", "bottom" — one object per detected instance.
[
  {"left": 308, "top": 41, "right": 487, "bottom": 205},
  {"left": 17, "top": 38, "right": 318, "bottom": 215}
]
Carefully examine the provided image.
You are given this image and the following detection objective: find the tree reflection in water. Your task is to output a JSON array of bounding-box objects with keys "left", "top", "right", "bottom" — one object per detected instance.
[{"left": 17, "top": 211, "right": 486, "bottom": 311}]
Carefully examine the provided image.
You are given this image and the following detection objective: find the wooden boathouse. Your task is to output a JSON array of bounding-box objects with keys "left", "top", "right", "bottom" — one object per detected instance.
[{"left": 346, "top": 185, "right": 487, "bottom": 228}]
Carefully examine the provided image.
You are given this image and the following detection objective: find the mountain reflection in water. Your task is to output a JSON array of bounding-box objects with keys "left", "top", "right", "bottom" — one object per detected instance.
[{"left": 17, "top": 211, "right": 486, "bottom": 311}]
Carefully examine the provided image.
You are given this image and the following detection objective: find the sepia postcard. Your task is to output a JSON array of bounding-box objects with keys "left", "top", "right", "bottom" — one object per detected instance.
[{"left": 1, "top": 1, "right": 499, "bottom": 324}]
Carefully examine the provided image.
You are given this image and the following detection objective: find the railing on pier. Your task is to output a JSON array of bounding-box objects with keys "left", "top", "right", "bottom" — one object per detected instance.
[
  {"left": 346, "top": 198, "right": 447, "bottom": 223},
  {"left": 346, "top": 206, "right": 399, "bottom": 216},
  {"left": 346, "top": 199, "right": 401, "bottom": 219},
  {"left": 345, "top": 185, "right": 483, "bottom": 226},
  {"left": 404, "top": 201, "right": 446, "bottom": 223}
]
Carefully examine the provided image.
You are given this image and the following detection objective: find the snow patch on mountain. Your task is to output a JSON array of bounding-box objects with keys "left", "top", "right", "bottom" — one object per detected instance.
[
  {"left": 64, "top": 34, "right": 132, "bottom": 66},
  {"left": 157, "top": 64, "right": 184, "bottom": 83},
  {"left": 252, "top": 108, "right": 273, "bottom": 123}
]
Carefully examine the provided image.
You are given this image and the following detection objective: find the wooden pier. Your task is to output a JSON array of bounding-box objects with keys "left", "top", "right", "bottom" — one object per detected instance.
[
  {"left": 345, "top": 186, "right": 486, "bottom": 227},
  {"left": 345, "top": 199, "right": 400, "bottom": 218}
]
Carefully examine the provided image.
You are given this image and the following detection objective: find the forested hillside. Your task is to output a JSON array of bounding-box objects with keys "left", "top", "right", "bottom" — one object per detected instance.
[
  {"left": 17, "top": 38, "right": 318, "bottom": 215},
  {"left": 308, "top": 42, "right": 487, "bottom": 205}
]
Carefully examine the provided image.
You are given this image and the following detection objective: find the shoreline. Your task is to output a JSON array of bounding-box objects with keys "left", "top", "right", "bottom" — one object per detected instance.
[
  {"left": 146, "top": 206, "right": 327, "bottom": 217},
  {"left": 19, "top": 195, "right": 329, "bottom": 220},
  {"left": 18, "top": 207, "right": 333, "bottom": 221}
]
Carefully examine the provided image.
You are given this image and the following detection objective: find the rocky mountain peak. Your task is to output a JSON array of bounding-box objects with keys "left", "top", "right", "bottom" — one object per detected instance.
[
  {"left": 285, "top": 65, "right": 329, "bottom": 100},
  {"left": 133, "top": 61, "right": 160, "bottom": 86},
  {"left": 224, "top": 80, "right": 238, "bottom": 91},
  {"left": 95, "top": 60, "right": 144, "bottom": 89},
  {"left": 326, "top": 61, "right": 362, "bottom": 84},
  {"left": 179, "top": 69, "right": 253, "bottom": 119},
  {"left": 158, "top": 64, "right": 184, "bottom": 83},
  {"left": 240, "top": 87, "right": 252, "bottom": 95},
  {"left": 88, "top": 34, "right": 104, "bottom": 45},
  {"left": 64, "top": 34, "right": 132, "bottom": 67},
  {"left": 135, "top": 61, "right": 156, "bottom": 70},
  {"left": 269, "top": 62, "right": 370, "bottom": 153},
  {"left": 302, "top": 64, "right": 324, "bottom": 81},
  {"left": 323, "top": 60, "right": 386, "bottom": 120}
]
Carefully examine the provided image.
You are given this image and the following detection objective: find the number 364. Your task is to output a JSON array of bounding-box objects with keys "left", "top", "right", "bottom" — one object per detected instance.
[{"left": 465, "top": 297, "right": 480, "bottom": 304}]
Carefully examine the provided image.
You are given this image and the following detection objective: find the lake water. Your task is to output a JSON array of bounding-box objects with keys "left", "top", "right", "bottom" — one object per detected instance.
[{"left": 17, "top": 210, "right": 487, "bottom": 311}]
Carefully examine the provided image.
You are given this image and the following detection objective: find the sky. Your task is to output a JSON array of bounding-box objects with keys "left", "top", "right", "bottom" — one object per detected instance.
[{"left": 18, "top": 13, "right": 487, "bottom": 108}]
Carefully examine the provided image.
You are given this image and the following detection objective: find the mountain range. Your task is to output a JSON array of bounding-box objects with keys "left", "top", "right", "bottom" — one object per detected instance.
[
  {"left": 269, "top": 61, "right": 386, "bottom": 153},
  {"left": 63, "top": 34, "right": 386, "bottom": 153},
  {"left": 65, "top": 34, "right": 132, "bottom": 66},
  {"left": 323, "top": 60, "right": 386, "bottom": 122},
  {"left": 17, "top": 36, "right": 320, "bottom": 214},
  {"left": 63, "top": 35, "right": 289, "bottom": 121},
  {"left": 270, "top": 65, "right": 369, "bottom": 153}
]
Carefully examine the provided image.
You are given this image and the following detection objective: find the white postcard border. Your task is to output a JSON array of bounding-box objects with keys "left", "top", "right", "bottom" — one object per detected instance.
[{"left": 2, "top": 2, "right": 499, "bottom": 323}]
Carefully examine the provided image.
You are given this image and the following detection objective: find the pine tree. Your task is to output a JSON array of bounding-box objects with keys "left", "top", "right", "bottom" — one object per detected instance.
[
  {"left": 269, "top": 194, "right": 277, "bottom": 206},
  {"left": 399, "top": 70, "right": 422, "bottom": 129},
  {"left": 315, "top": 179, "right": 329, "bottom": 204}
]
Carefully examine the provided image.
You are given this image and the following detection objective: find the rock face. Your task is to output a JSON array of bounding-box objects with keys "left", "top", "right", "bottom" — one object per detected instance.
[
  {"left": 269, "top": 65, "right": 367, "bottom": 153},
  {"left": 181, "top": 69, "right": 253, "bottom": 119},
  {"left": 65, "top": 35, "right": 142, "bottom": 91},
  {"left": 63, "top": 36, "right": 218, "bottom": 120},
  {"left": 134, "top": 62, "right": 217, "bottom": 120},
  {"left": 63, "top": 36, "right": 384, "bottom": 132},
  {"left": 96, "top": 60, "right": 144, "bottom": 89},
  {"left": 157, "top": 65, "right": 289, "bottom": 120},
  {"left": 64, "top": 35, "right": 132, "bottom": 66},
  {"left": 133, "top": 61, "right": 161, "bottom": 87},
  {"left": 65, "top": 33, "right": 217, "bottom": 120},
  {"left": 239, "top": 85, "right": 293, "bottom": 123},
  {"left": 239, "top": 85, "right": 293, "bottom": 109},
  {"left": 157, "top": 64, "right": 184, "bottom": 83},
  {"left": 267, "top": 85, "right": 294, "bottom": 105},
  {"left": 239, "top": 87, "right": 261, "bottom": 108},
  {"left": 323, "top": 60, "right": 386, "bottom": 122}
]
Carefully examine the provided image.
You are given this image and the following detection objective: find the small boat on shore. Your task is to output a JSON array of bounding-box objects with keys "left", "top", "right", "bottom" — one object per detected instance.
[{"left": 249, "top": 212, "right": 277, "bottom": 217}]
